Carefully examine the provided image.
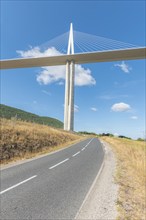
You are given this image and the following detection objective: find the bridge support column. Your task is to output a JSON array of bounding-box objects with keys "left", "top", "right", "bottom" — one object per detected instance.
[
  {"left": 64, "top": 61, "right": 70, "bottom": 130},
  {"left": 64, "top": 60, "right": 75, "bottom": 131},
  {"left": 68, "top": 60, "right": 75, "bottom": 131}
]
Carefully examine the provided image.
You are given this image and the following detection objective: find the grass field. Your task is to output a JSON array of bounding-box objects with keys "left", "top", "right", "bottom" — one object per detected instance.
[
  {"left": 100, "top": 136, "right": 146, "bottom": 220},
  {"left": 0, "top": 118, "right": 83, "bottom": 164}
]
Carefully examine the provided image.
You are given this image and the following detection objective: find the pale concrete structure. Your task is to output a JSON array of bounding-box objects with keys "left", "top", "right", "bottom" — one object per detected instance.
[
  {"left": 1, "top": 47, "right": 146, "bottom": 70},
  {"left": 64, "top": 23, "right": 75, "bottom": 131},
  {"left": 64, "top": 61, "right": 70, "bottom": 130},
  {"left": 68, "top": 60, "right": 75, "bottom": 131},
  {"left": 64, "top": 60, "right": 75, "bottom": 131}
]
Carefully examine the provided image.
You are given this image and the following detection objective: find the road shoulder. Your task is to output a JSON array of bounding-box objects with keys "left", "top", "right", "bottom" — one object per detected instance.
[{"left": 75, "top": 140, "right": 119, "bottom": 220}]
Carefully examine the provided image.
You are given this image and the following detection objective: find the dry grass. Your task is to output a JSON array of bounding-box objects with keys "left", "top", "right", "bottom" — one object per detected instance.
[
  {"left": 100, "top": 136, "right": 146, "bottom": 220},
  {"left": 0, "top": 118, "right": 83, "bottom": 164}
]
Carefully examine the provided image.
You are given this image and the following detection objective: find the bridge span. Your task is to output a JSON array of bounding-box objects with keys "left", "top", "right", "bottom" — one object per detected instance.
[{"left": 0, "top": 47, "right": 146, "bottom": 70}]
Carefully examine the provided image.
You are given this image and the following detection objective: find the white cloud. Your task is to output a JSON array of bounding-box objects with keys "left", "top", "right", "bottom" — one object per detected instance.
[
  {"left": 17, "top": 46, "right": 96, "bottom": 86},
  {"left": 75, "top": 65, "right": 96, "bottom": 86},
  {"left": 58, "top": 81, "right": 64, "bottom": 85},
  {"left": 114, "top": 61, "right": 132, "bottom": 73},
  {"left": 37, "top": 64, "right": 95, "bottom": 86},
  {"left": 17, "top": 46, "right": 61, "bottom": 58},
  {"left": 37, "top": 65, "right": 65, "bottom": 85},
  {"left": 74, "top": 105, "right": 79, "bottom": 112},
  {"left": 90, "top": 107, "right": 97, "bottom": 112},
  {"left": 131, "top": 116, "right": 138, "bottom": 120},
  {"left": 111, "top": 102, "right": 131, "bottom": 112}
]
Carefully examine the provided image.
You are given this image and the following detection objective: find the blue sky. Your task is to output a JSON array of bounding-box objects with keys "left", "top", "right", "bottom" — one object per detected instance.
[{"left": 1, "top": 0, "right": 145, "bottom": 139}]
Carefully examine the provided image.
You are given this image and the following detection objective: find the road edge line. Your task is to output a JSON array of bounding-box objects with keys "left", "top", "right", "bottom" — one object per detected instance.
[{"left": 74, "top": 139, "right": 105, "bottom": 219}]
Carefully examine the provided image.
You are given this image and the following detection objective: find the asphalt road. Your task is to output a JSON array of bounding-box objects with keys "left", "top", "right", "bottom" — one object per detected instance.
[{"left": 0, "top": 138, "right": 104, "bottom": 219}]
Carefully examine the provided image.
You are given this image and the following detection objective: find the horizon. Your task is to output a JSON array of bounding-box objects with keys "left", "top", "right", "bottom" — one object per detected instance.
[{"left": 0, "top": 103, "right": 145, "bottom": 140}]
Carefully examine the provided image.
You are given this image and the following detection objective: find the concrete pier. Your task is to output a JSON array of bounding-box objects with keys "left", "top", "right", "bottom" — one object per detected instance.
[
  {"left": 68, "top": 60, "right": 75, "bottom": 131},
  {"left": 64, "top": 23, "right": 75, "bottom": 131},
  {"left": 64, "top": 60, "right": 75, "bottom": 131},
  {"left": 64, "top": 61, "right": 70, "bottom": 130}
]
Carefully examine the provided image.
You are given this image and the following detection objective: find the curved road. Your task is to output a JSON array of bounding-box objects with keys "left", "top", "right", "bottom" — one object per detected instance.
[{"left": 0, "top": 138, "right": 104, "bottom": 219}]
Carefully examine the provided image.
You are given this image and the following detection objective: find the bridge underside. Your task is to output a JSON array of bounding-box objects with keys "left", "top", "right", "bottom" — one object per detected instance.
[{"left": 0, "top": 47, "right": 146, "bottom": 70}]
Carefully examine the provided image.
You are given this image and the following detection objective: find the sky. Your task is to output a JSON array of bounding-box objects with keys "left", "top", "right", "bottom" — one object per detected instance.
[{"left": 1, "top": 0, "right": 145, "bottom": 139}]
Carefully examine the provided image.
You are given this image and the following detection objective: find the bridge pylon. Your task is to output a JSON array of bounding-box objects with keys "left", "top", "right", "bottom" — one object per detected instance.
[{"left": 64, "top": 23, "right": 75, "bottom": 131}]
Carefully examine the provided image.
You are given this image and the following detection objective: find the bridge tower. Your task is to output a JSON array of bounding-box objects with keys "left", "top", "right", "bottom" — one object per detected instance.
[{"left": 64, "top": 23, "right": 75, "bottom": 131}]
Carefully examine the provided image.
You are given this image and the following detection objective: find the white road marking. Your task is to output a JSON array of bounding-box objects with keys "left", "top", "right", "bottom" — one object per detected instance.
[
  {"left": 84, "top": 138, "right": 94, "bottom": 148},
  {"left": 75, "top": 159, "right": 105, "bottom": 219},
  {"left": 0, "top": 175, "right": 37, "bottom": 195},
  {"left": 81, "top": 148, "right": 85, "bottom": 151},
  {"left": 49, "top": 158, "right": 69, "bottom": 169},
  {"left": 72, "top": 151, "right": 80, "bottom": 157}
]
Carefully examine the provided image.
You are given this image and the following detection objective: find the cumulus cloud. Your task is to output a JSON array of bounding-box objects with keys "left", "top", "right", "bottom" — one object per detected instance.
[
  {"left": 114, "top": 61, "right": 132, "bottom": 73},
  {"left": 111, "top": 102, "right": 131, "bottom": 112},
  {"left": 17, "top": 46, "right": 96, "bottom": 86},
  {"left": 75, "top": 65, "right": 96, "bottom": 86},
  {"left": 17, "top": 46, "right": 61, "bottom": 58},
  {"left": 90, "top": 107, "right": 97, "bottom": 112},
  {"left": 37, "top": 66, "right": 65, "bottom": 85},
  {"left": 131, "top": 116, "right": 138, "bottom": 120}
]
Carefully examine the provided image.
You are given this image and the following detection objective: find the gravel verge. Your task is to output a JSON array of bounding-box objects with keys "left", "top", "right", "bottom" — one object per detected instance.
[{"left": 75, "top": 140, "right": 119, "bottom": 220}]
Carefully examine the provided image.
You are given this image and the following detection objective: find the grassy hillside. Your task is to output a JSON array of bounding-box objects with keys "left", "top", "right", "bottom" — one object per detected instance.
[
  {"left": 0, "top": 118, "right": 83, "bottom": 163},
  {"left": 100, "top": 136, "right": 145, "bottom": 220},
  {"left": 0, "top": 104, "right": 63, "bottom": 128}
]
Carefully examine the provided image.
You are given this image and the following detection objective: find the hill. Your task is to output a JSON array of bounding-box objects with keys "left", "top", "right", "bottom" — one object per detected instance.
[
  {"left": 0, "top": 118, "right": 82, "bottom": 163},
  {"left": 0, "top": 104, "right": 63, "bottom": 128}
]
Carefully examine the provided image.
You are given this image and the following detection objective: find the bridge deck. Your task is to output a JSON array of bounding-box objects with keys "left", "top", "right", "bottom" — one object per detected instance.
[{"left": 0, "top": 47, "right": 146, "bottom": 70}]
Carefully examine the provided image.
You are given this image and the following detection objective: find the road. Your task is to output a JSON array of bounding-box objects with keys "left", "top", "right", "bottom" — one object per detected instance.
[{"left": 0, "top": 138, "right": 104, "bottom": 219}]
